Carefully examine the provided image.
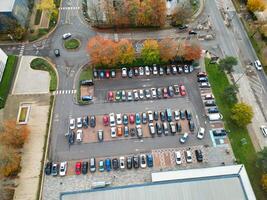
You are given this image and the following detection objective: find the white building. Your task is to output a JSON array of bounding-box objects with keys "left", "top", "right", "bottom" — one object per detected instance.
[{"left": 0, "top": 48, "right": 8, "bottom": 83}]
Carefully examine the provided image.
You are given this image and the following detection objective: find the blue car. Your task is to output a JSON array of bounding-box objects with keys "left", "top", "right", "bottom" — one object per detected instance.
[
  {"left": 105, "top": 159, "right": 111, "bottom": 172},
  {"left": 123, "top": 114, "right": 128, "bottom": 125},
  {"left": 135, "top": 113, "right": 141, "bottom": 125},
  {"left": 146, "top": 154, "right": 153, "bottom": 168},
  {"left": 99, "top": 71, "right": 105, "bottom": 79}
]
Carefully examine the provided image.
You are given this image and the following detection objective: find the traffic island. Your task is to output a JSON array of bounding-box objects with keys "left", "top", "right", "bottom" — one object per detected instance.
[
  {"left": 17, "top": 103, "right": 31, "bottom": 124},
  {"left": 64, "top": 38, "right": 80, "bottom": 50}
]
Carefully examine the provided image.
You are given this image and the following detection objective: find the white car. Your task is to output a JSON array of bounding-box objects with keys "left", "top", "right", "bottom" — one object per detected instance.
[
  {"left": 133, "top": 90, "right": 139, "bottom": 101},
  {"left": 147, "top": 111, "right": 153, "bottom": 122},
  {"left": 69, "top": 118, "right": 75, "bottom": 130},
  {"left": 145, "top": 66, "right": 150, "bottom": 76},
  {"left": 184, "top": 65, "right": 189, "bottom": 73},
  {"left": 139, "top": 66, "right": 144, "bottom": 76},
  {"left": 116, "top": 113, "right": 122, "bottom": 125},
  {"left": 139, "top": 89, "right": 144, "bottom": 99},
  {"left": 179, "top": 132, "right": 189, "bottom": 144},
  {"left": 59, "top": 161, "right": 67, "bottom": 176},
  {"left": 174, "top": 110, "right": 180, "bottom": 121},
  {"left": 254, "top": 60, "right": 262, "bottom": 70},
  {"left": 260, "top": 125, "right": 267, "bottom": 137},
  {"left": 119, "top": 156, "right": 125, "bottom": 169},
  {"left": 140, "top": 154, "right": 147, "bottom": 168},
  {"left": 76, "top": 129, "right": 83, "bottom": 142},
  {"left": 151, "top": 88, "right": 157, "bottom": 98},
  {"left": 110, "top": 127, "right": 116, "bottom": 138},
  {"left": 122, "top": 68, "right": 127, "bottom": 77},
  {"left": 185, "top": 150, "right": 192, "bottom": 163},
  {"left": 197, "top": 127, "right": 205, "bottom": 139},
  {"left": 76, "top": 117, "right": 82, "bottom": 128},
  {"left": 127, "top": 91, "right": 133, "bottom": 101},
  {"left": 62, "top": 33, "right": 71, "bottom": 39},
  {"left": 109, "top": 113, "right": 116, "bottom": 127},
  {"left": 152, "top": 64, "right": 158, "bottom": 75},
  {"left": 175, "top": 151, "right": 182, "bottom": 165}
]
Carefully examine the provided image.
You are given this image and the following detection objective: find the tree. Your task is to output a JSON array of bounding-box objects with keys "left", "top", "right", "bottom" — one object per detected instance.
[
  {"left": 151, "top": 0, "right": 166, "bottom": 27},
  {"left": 38, "top": 0, "right": 56, "bottom": 11},
  {"left": 262, "top": 174, "right": 267, "bottom": 192},
  {"left": 223, "top": 84, "right": 239, "bottom": 104},
  {"left": 183, "top": 42, "right": 202, "bottom": 61},
  {"left": 0, "top": 120, "right": 30, "bottom": 149},
  {"left": 13, "top": 26, "right": 26, "bottom": 40},
  {"left": 141, "top": 39, "right": 160, "bottom": 65},
  {"left": 231, "top": 103, "right": 254, "bottom": 127},
  {"left": 88, "top": 0, "right": 103, "bottom": 26},
  {"left": 171, "top": 3, "right": 193, "bottom": 26},
  {"left": 158, "top": 38, "right": 177, "bottom": 62},
  {"left": 219, "top": 56, "right": 238, "bottom": 74},
  {"left": 0, "top": 145, "right": 21, "bottom": 177},
  {"left": 257, "top": 147, "right": 267, "bottom": 173},
  {"left": 137, "top": 1, "right": 153, "bottom": 26},
  {"left": 247, "top": 0, "right": 266, "bottom": 12},
  {"left": 117, "top": 39, "right": 135, "bottom": 65}
]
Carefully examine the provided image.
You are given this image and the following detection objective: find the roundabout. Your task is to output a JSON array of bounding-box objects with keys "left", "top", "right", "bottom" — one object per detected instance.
[{"left": 64, "top": 38, "right": 80, "bottom": 50}]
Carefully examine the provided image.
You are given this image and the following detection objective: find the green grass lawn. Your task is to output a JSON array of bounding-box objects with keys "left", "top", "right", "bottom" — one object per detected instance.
[
  {"left": 205, "top": 59, "right": 267, "bottom": 199},
  {"left": 30, "top": 58, "right": 57, "bottom": 91},
  {"left": 0, "top": 55, "right": 18, "bottom": 109},
  {"left": 79, "top": 66, "right": 93, "bottom": 81},
  {"left": 64, "top": 38, "right": 80, "bottom": 49},
  {"left": 19, "top": 107, "right": 28, "bottom": 122}
]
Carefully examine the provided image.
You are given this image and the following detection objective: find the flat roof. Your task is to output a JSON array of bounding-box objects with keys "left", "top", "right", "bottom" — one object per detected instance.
[
  {"left": 0, "top": 0, "right": 15, "bottom": 12},
  {"left": 60, "top": 165, "right": 256, "bottom": 200}
]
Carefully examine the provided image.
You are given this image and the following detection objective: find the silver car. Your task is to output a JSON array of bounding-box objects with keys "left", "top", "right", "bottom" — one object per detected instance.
[
  {"left": 139, "top": 67, "right": 144, "bottom": 76},
  {"left": 139, "top": 89, "right": 144, "bottom": 99}
]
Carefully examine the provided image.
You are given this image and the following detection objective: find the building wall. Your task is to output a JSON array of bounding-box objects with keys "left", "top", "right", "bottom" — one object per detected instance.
[
  {"left": 0, "top": 48, "right": 8, "bottom": 83},
  {"left": 12, "top": 0, "right": 29, "bottom": 27}
]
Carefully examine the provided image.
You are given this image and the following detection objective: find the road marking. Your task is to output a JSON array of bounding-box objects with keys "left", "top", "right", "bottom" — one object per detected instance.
[
  {"left": 19, "top": 44, "right": 25, "bottom": 56},
  {"left": 59, "top": 6, "right": 80, "bottom": 10},
  {"left": 54, "top": 89, "right": 77, "bottom": 95}
]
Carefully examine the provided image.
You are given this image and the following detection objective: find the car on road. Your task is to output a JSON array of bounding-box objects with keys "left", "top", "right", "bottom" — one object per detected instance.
[
  {"left": 195, "top": 149, "right": 203, "bottom": 162},
  {"left": 105, "top": 159, "right": 112, "bottom": 172},
  {"left": 133, "top": 155, "right": 140, "bottom": 168},
  {"left": 139, "top": 67, "right": 144, "bottom": 76},
  {"left": 110, "top": 127, "right": 116, "bottom": 138},
  {"left": 133, "top": 89, "right": 139, "bottom": 101},
  {"left": 200, "top": 82, "right": 211, "bottom": 88},
  {"left": 176, "top": 121, "right": 182, "bottom": 132},
  {"left": 179, "top": 85, "right": 186, "bottom": 96},
  {"left": 135, "top": 113, "right": 141, "bottom": 125},
  {"left": 151, "top": 88, "right": 157, "bottom": 98},
  {"left": 185, "top": 150, "right": 192, "bottom": 163},
  {"left": 260, "top": 126, "right": 267, "bottom": 137},
  {"left": 62, "top": 32, "right": 72, "bottom": 39},
  {"left": 129, "top": 114, "right": 135, "bottom": 124},
  {"left": 117, "top": 127, "right": 123, "bottom": 137},
  {"left": 75, "top": 162, "right": 82, "bottom": 175},
  {"left": 82, "top": 161, "right": 88, "bottom": 174},
  {"left": 90, "top": 158, "right": 96, "bottom": 172},
  {"left": 140, "top": 154, "right": 147, "bottom": 168},
  {"left": 90, "top": 115, "right": 96, "bottom": 127},
  {"left": 208, "top": 107, "right": 219, "bottom": 113},
  {"left": 180, "top": 132, "right": 189, "bottom": 144},
  {"left": 45, "top": 162, "right": 52, "bottom": 175},
  {"left": 127, "top": 156, "right": 133, "bottom": 169},
  {"left": 127, "top": 91, "right": 133, "bottom": 101},
  {"left": 197, "top": 77, "right": 208, "bottom": 82},
  {"left": 54, "top": 49, "right": 60, "bottom": 57},
  {"left": 98, "top": 130, "right": 104, "bottom": 142},
  {"left": 116, "top": 113, "right": 122, "bottom": 125},
  {"left": 197, "top": 127, "right": 205, "bottom": 139},
  {"left": 136, "top": 125, "right": 143, "bottom": 138},
  {"left": 119, "top": 157, "right": 125, "bottom": 169},
  {"left": 122, "top": 68, "right": 127, "bottom": 77},
  {"left": 112, "top": 158, "right": 119, "bottom": 170},
  {"left": 197, "top": 72, "right": 207, "bottom": 77},
  {"left": 107, "top": 91, "right": 114, "bottom": 101},
  {"left": 254, "top": 60, "right": 262, "bottom": 70},
  {"left": 76, "top": 129, "right": 83, "bottom": 142},
  {"left": 51, "top": 163, "right": 58, "bottom": 176},
  {"left": 147, "top": 154, "right": 153, "bottom": 167},
  {"left": 142, "top": 112, "right": 147, "bottom": 124},
  {"left": 99, "top": 160, "right": 105, "bottom": 172},
  {"left": 175, "top": 151, "right": 182, "bottom": 165},
  {"left": 149, "top": 123, "right": 156, "bottom": 136}
]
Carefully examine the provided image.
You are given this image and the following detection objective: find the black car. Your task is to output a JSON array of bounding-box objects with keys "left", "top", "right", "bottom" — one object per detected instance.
[
  {"left": 205, "top": 100, "right": 216, "bottom": 107},
  {"left": 93, "top": 70, "right": 98, "bottom": 78},
  {"left": 83, "top": 116, "right": 89, "bottom": 128},
  {"left": 127, "top": 156, "right": 133, "bottom": 169},
  {"left": 178, "top": 66, "right": 183, "bottom": 74},
  {"left": 168, "top": 86, "right": 174, "bottom": 97},
  {"left": 185, "top": 110, "right": 192, "bottom": 120},
  {"left": 112, "top": 158, "right": 119, "bottom": 170},
  {"left": 51, "top": 163, "right": 58, "bottom": 176},
  {"left": 178, "top": 24, "right": 188, "bottom": 30},
  {"left": 133, "top": 156, "right": 140, "bottom": 168},
  {"left": 45, "top": 162, "right": 52, "bottom": 175},
  {"left": 82, "top": 161, "right": 88, "bottom": 174},
  {"left": 134, "top": 68, "right": 139, "bottom": 76},
  {"left": 208, "top": 107, "right": 219, "bottom": 113},
  {"left": 128, "top": 69, "right": 133, "bottom": 78},
  {"left": 154, "top": 111, "right": 159, "bottom": 121},
  {"left": 68, "top": 131, "right": 75, "bottom": 144},
  {"left": 176, "top": 122, "right": 182, "bottom": 132},
  {"left": 156, "top": 122, "right": 162, "bottom": 136},
  {"left": 160, "top": 111, "right": 166, "bottom": 121},
  {"left": 111, "top": 70, "right": 116, "bottom": 78},
  {"left": 180, "top": 110, "right": 186, "bottom": 120},
  {"left": 166, "top": 66, "right": 171, "bottom": 75},
  {"left": 90, "top": 115, "right": 96, "bottom": 127},
  {"left": 130, "top": 128, "right": 136, "bottom": 137},
  {"left": 212, "top": 129, "right": 227, "bottom": 137},
  {"left": 195, "top": 150, "right": 203, "bottom": 162},
  {"left": 189, "top": 30, "right": 197, "bottom": 35},
  {"left": 80, "top": 79, "right": 94, "bottom": 86},
  {"left": 188, "top": 120, "right": 195, "bottom": 131},
  {"left": 54, "top": 49, "right": 60, "bottom": 57}
]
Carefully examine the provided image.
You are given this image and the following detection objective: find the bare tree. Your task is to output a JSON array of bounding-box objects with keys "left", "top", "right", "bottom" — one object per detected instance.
[
  {"left": 171, "top": 3, "right": 193, "bottom": 26},
  {"left": 88, "top": 0, "right": 103, "bottom": 26}
]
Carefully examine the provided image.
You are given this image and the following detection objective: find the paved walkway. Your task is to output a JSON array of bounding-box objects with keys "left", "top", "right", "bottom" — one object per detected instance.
[{"left": 12, "top": 56, "right": 50, "bottom": 95}]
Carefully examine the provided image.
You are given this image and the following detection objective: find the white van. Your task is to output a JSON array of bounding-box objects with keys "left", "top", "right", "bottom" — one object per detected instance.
[{"left": 208, "top": 113, "right": 223, "bottom": 121}]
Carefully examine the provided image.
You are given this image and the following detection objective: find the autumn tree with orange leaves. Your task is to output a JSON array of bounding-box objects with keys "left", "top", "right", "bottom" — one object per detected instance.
[
  {"left": 159, "top": 38, "right": 177, "bottom": 62},
  {"left": 247, "top": 0, "right": 266, "bottom": 12},
  {"left": 183, "top": 42, "right": 202, "bottom": 61}
]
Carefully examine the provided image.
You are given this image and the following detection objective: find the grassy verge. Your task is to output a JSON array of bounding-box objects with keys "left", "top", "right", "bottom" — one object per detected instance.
[
  {"left": 30, "top": 58, "right": 57, "bottom": 91},
  {"left": 0, "top": 55, "right": 18, "bottom": 109},
  {"left": 205, "top": 59, "right": 267, "bottom": 199},
  {"left": 34, "top": 9, "right": 42, "bottom": 25},
  {"left": 19, "top": 107, "right": 28, "bottom": 122},
  {"left": 64, "top": 39, "right": 80, "bottom": 49}
]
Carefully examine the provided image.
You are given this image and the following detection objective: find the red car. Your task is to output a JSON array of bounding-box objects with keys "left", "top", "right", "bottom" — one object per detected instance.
[
  {"left": 75, "top": 162, "right": 81, "bottom": 175},
  {"left": 107, "top": 91, "right": 114, "bottom": 101},
  {"left": 103, "top": 115, "right": 109, "bottom": 126},
  {"left": 105, "top": 70, "right": 110, "bottom": 79},
  {"left": 179, "top": 85, "right": 186, "bottom": 96},
  {"left": 129, "top": 114, "right": 135, "bottom": 124},
  {"left": 163, "top": 88, "right": 168, "bottom": 98}
]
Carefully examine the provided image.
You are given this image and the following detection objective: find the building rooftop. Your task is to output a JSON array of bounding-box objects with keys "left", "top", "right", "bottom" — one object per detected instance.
[
  {"left": 60, "top": 165, "right": 256, "bottom": 200},
  {"left": 0, "top": 0, "right": 15, "bottom": 12}
]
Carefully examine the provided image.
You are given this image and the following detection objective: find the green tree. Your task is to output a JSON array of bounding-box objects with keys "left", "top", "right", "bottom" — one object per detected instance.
[
  {"left": 13, "top": 26, "right": 26, "bottom": 40},
  {"left": 257, "top": 147, "right": 267, "bottom": 173},
  {"left": 219, "top": 56, "right": 238, "bottom": 74},
  {"left": 223, "top": 84, "right": 239, "bottom": 104},
  {"left": 117, "top": 39, "right": 135, "bottom": 65},
  {"left": 262, "top": 174, "right": 267, "bottom": 192},
  {"left": 141, "top": 39, "right": 160, "bottom": 65},
  {"left": 231, "top": 102, "right": 253, "bottom": 127}
]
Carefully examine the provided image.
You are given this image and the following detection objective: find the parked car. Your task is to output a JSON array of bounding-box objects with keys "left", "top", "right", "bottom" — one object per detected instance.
[
  {"left": 127, "top": 156, "right": 133, "bottom": 169},
  {"left": 133, "top": 89, "right": 139, "bottom": 101},
  {"left": 163, "top": 122, "right": 169, "bottom": 135},
  {"left": 112, "top": 158, "right": 119, "bottom": 170},
  {"left": 105, "top": 159, "right": 112, "bottom": 172},
  {"left": 45, "top": 162, "right": 52, "bottom": 175},
  {"left": 69, "top": 118, "right": 75, "bottom": 130},
  {"left": 68, "top": 131, "right": 75, "bottom": 144},
  {"left": 197, "top": 127, "right": 205, "bottom": 139},
  {"left": 82, "top": 161, "right": 88, "bottom": 174},
  {"left": 189, "top": 30, "right": 197, "bottom": 35},
  {"left": 212, "top": 129, "right": 227, "bottom": 137},
  {"left": 175, "top": 151, "right": 182, "bottom": 165},
  {"left": 195, "top": 149, "right": 203, "bottom": 162},
  {"left": 119, "top": 156, "right": 125, "bottom": 169},
  {"left": 200, "top": 82, "right": 211, "bottom": 88},
  {"left": 145, "top": 66, "right": 150, "bottom": 76},
  {"left": 254, "top": 60, "right": 263, "bottom": 70},
  {"left": 80, "top": 79, "right": 94, "bottom": 86},
  {"left": 168, "top": 86, "right": 174, "bottom": 97},
  {"left": 179, "top": 85, "right": 186, "bottom": 96},
  {"left": 180, "top": 132, "right": 189, "bottom": 144},
  {"left": 116, "top": 90, "right": 122, "bottom": 101},
  {"left": 157, "top": 88, "right": 162, "bottom": 98},
  {"left": 197, "top": 77, "right": 208, "bottom": 82},
  {"left": 107, "top": 91, "right": 114, "bottom": 101},
  {"left": 160, "top": 111, "right": 166, "bottom": 121},
  {"left": 76, "top": 129, "right": 83, "bottom": 142},
  {"left": 127, "top": 91, "right": 133, "bottom": 101},
  {"left": 124, "top": 126, "right": 129, "bottom": 137},
  {"left": 147, "top": 111, "right": 153, "bottom": 122},
  {"left": 109, "top": 113, "right": 116, "bottom": 127},
  {"left": 180, "top": 110, "right": 186, "bottom": 120},
  {"left": 149, "top": 123, "right": 156, "bottom": 136},
  {"left": 105, "top": 70, "right": 110, "bottom": 78},
  {"left": 98, "top": 160, "right": 104, "bottom": 172},
  {"left": 129, "top": 114, "right": 135, "bottom": 124},
  {"left": 128, "top": 68, "right": 133, "bottom": 78},
  {"left": 145, "top": 89, "right": 151, "bottom": 99},
  {"left": 174, "top": 110, "right": 180, "bottom": 121},
  {"left": 90, "top": 115, "right": 96, "bottom": 127},
  {"left": 142, "top": 112, "right": 147, "bottom": 124},
  {"left": 173, "top": 85, "right": 179, "bottom": 95},
  {"left": 130, "top": 127, "right": 136, "bottom": 136},
  {"left": 133, "top": 155, "right": 140, "bottom": 168},
  {"left": 154, "top": 111, "right": 159, "bottom": 121},
  {"left": 176, "top": 122, "right": 182, "bottom": 132},
  {"left": 51, "top": 163, "right": 58, "bottom": 176},
  {"left": 110, "top": 127, "right": 117, "bottom": 138},
  {"left": 139, "top": 89, "right": 144, "bottom": 99},
  {"left": 121, "top": 90, "right": 126, "bottom": 101},
  {"left": 171, "top": 65, "right": 177, "bottom": 74},
  {"left": 185, "top": 110, "right": 192, "bottom": 120},
  {"left": 140, "top": 154, "right": 147, "bottom": 168},
  {"left": 83, "top": 116, "right": 89, "bottom": 128},
  {"left": 156, "top": 122, "right": 162, "bottom": 136},
  {"left": 89, "top": 158, "right": 96, "bottom": 172},
  {"left": 98, "top": 130, "right": 104, "bottom": 142},
  {"left": 197, "top": 72, "right": 207, "bottom": 77},
  {"left": 93, "top": 70, "right": 98, "bottom": 78},
  {"left": 99, "top": 71, "right": 105, "bottom": 78},
  {"left": 183, "top": 65, "right": 189, "bottom": 73},
  {"left": 208, "top": 107, "right": 219, "bottom": 113},
  {"left": 159, "top": 66, "right": 164, "bottom": 75},
  {"left": 185, "top": 150, "right": 192, "bottom": 163},
  {"left": 136, "top": 125, "right": 143, "bottom": 138},
  {"left": 146, "top": 154, "right": 153, "bottom": 167},
  {"left": 139, "top": 67, "right": 144, "bottom": 76},
  {"left": 260, "top": 126, "right": 267, "bottom": 137},
  {"left": 135, "top": 113, "right": 141, "bottom": 125},
  {"left": 122, "top": 68, "right": 127, "bottom": 77},
  {"left": 166, "top": 66, "right": 171, "bottom": 75},
  {"left": 123, "top": 114, "right": 128, "bottom": 125},
  {"left": 75, "top": 162, "right": 82, "bottom": 175},
  {"left": 153, "top": 65, "right": 158, "bottom": 75},
  {"left": 169, "top": 122, "right": 176, "bottom": 135},
  {"left": 204, "top": 93, "right": 214, "bottom": 100},
  {"left": 134, "top": 68, "right": 139, "bottom": 76},
  {"left": 151, "top": 88, "right": 157, "bottom": 98},
  {"left": 188, "top": 120, "right": 195, "bottom": 131},
  {"left": 103, "top": 115, "right": 109, "bottom": 126},
  {"left": 205, "top": 100, "right": 216, "bottom": 107},
  {"left": 178, "top": 66, "right": 183, "bottom": 74},
  {"left": 116, "top": 113, "right": 122, "bottom": 125},
  {"left": 111, "top": 69, "right": 116, "bottom": 78},
  {"left": 117, "top": 127, "right": 123, "bottom": 137}
]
